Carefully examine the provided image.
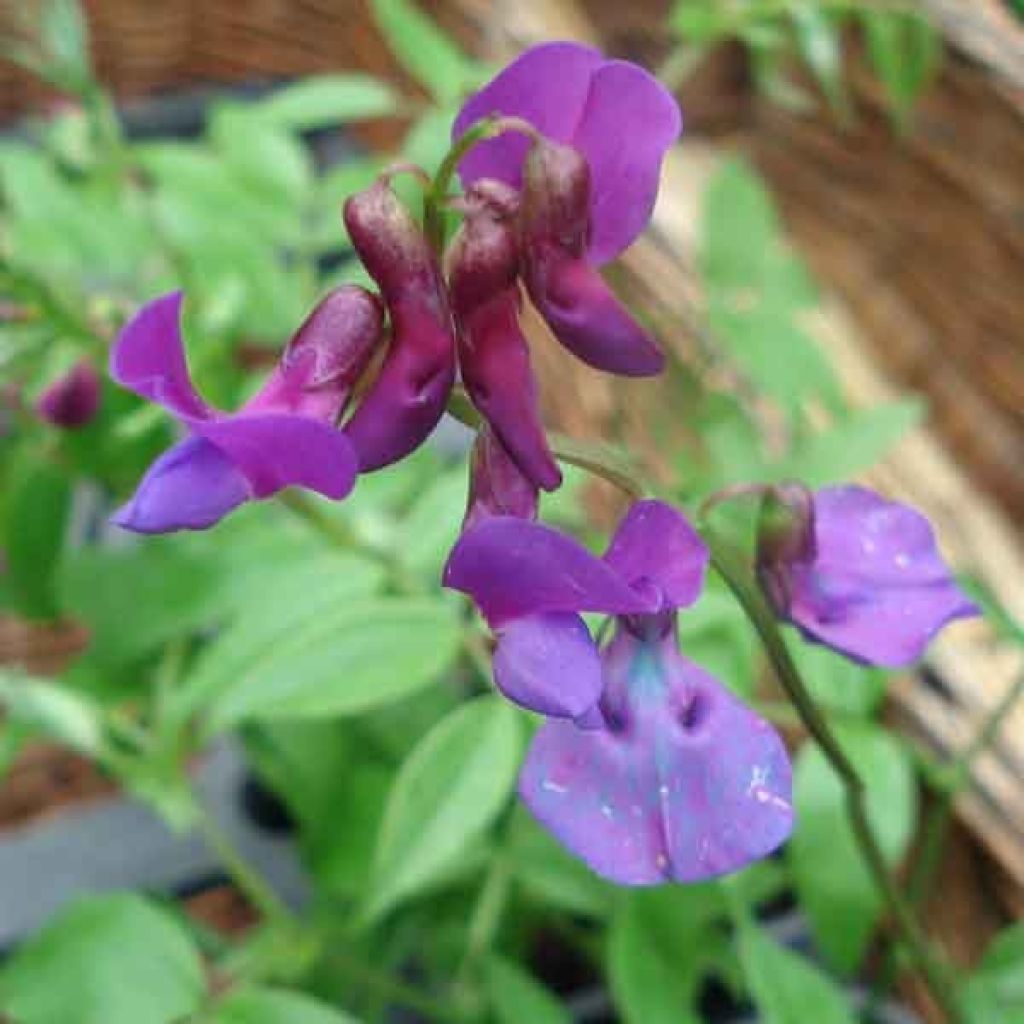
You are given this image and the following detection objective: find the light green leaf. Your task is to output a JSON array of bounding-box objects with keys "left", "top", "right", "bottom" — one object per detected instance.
[
  {"left": 861, "top": 12, "right": 941, "bottom": 127},
  {"left": 0, "top": 673, "right": 105, "bottom": 756},
  {"left": 774, "top": 399, "right": 924, "bottom": 486},
  {"left": 366, "top": 696, "right": 521, "bottom": 919},
  {"left": 257, "top": 74, "right": 402, "bottom": 131},
  {"left": 485, "top": 955, "right": 569, "bottom": 1024},
  {"left": 789, "top": 722, "right": 917, "bottom": 972},
  {"left": 212, "top": 986, "right": 361, "bottom": 1024},
  {"left": 788, "top": 642, "right": 887, "bottom": 718},
  {"left": 609, "top": 889, "right": 716, "bottom": 1024},
  {"left": 370, "top": 0, "right": 478, "bottom": 102},
  {"left": 206, "top": 598, "right": 462, "bottom": 728},
  {"left": 737, "top": 922, "right": 857, "bottom": 1024},
  {"left": 963, "top": 922, "right": 1024, "bottom": 1023},
  {"left": 398, "top": 467, "right": 467, "bottom": 578},
  {"left": 0, "top": 894, "right": 205, "bottom": 1024},
  {"left": 790, "top": 4, "right": 846, "bottom": 114}
]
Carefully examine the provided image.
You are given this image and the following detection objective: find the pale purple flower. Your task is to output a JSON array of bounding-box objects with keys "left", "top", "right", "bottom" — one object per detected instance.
[
  {"left": 760, "top": 485, "right": 979, "bottom": 667},
  {"left": 36, "top": 360, "right": 100, "bottom": 428},
  {"left": 445, "top": 499, "right": 792, "bottom": 885},
  {"left": 111, "top": 287, "right": 383, "bottom": 533},
  {"left": 453, "top": 41, "right": 681, "bottom": 265}
]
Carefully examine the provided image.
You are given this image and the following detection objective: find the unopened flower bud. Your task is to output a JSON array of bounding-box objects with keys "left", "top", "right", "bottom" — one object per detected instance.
[
  {"left": 520, "top": 138, "right": 664, "bottom": 378},
  {"left": 342, "top": 180, "right": 457, "bottom": 472},
  {"left": 755, "top": 482, "right": 816, "bottom": 612},
  {"left": 464, "top": 425, "right": 539, "bottom": 531},
  {"left": 36, "top": 361, "right": 100, "bottom": 429},
  {"left": 448, "top": 181, "right": 560, "bottom": 492}
]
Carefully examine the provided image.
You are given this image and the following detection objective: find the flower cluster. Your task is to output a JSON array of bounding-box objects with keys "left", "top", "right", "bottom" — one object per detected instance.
[{"left": 110, "top": 41, "right": 977, "bottom": 886}]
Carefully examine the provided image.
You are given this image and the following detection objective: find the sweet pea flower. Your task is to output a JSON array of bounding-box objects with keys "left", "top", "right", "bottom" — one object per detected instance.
[
  {"left": 445, "top": 499, "right": 792, "bottom": 885},
  {"left": 36, "top": 360, "right": 101, "bottom": 428},
  {"left": 111, "top": 286, "right": 383, "bottom": 533},
  {"left": 758, "top": 484, "right": 979, "bottom": 667},
  {"left": 463, "top": 425, "right": 540, "bottom": 532},
  {"left": 453, "top": 41, "right": 681, "bottom": 265}
]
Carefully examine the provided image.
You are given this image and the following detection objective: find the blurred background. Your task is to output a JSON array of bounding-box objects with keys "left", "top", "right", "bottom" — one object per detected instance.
[{"left": 0, "top": 2, "right": 1022, "bottom": 1023}]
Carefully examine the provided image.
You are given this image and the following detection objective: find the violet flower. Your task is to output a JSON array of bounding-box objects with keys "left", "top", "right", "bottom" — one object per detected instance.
[
  {"left": 758, "top": 484, "right": 979, "bottom": 667},
  {"left": 36, "top": 360, "right": 101, "bottom": 428},
  {"left": 111, "top": 286, "right": 383, "bottom": 533},
  {"left": 463, "top": 425, "right": 540, "bottom": 532},
  {"left": 445, "top": 499, "right": 792, "bottom": 885},
  {"left": 453, "top": 41, "right": 681, "bottom": 265}
]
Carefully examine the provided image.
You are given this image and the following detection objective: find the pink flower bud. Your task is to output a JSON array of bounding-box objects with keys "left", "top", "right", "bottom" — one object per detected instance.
[{"left": 36, "top": 361, "right": 101, "bottom": 429}]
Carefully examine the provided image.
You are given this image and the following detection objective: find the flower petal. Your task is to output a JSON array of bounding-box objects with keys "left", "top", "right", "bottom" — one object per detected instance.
[
  {"left": 603, "top": 500, "right": 708, "bottom": 608},
  {"left": 787, "top": 568, "right": 977, "bottom": 668},
  {"left": 111, "top": 435, "right": 250, "bottom": 533},
  {"left": 444, "top": 516, "right": 654, "bottom": 625},
  {"left": 529, "top": 257, "right": 664, "bottom": 376},
  {"left": 199, "top": 413, "right": 358, "bottom": 500},
  {"left": 520, "top": 643, "right": 792, "bottom": 885},
  {"left": 110, "top": 292, "right": 211, "bottom": 420},
  {"left": 572, "top": 60, "right": 682, "bottom": 264},
  {"left": 493, "top": 612, "right": 602, "bottom": 718},
  {"left": 453, "top": 41, "right": 604, "bottom": 192}
]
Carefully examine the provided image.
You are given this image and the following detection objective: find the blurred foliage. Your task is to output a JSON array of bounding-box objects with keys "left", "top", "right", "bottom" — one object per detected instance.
[
  {"left": 667, "top": 0, "right": 942, "bottom": 128},
  {"left": 0, "top": 2, "right": 1019, "bottom": 1024}
]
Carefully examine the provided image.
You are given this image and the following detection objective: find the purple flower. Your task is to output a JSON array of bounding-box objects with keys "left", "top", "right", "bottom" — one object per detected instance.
[
  {"left": 445, "top": 499, "right": 792, "bottom": 885},
  {"left": 463, "top": 425, "right": 540, "bottom": 532},
  {"left": 111, "top": 286, "right": 383, "bottom": 533},
  {"left": 36, "top": 360, "right": 101, "bottom": 428},
  {"left": 759, "top": 485, "right": 979, "bottom": 667},
  {"left": 453, "top": 41, "right": 681, "bottom": 266}
]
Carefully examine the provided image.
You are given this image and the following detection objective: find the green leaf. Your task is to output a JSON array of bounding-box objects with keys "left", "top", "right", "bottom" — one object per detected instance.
[
  {"left": 370, "top": 0, "right": 478, "bottom": 102},
  {"left": 507, "top": 806, "right": 613, "bottom": 918},
  {"left": 0, "top": 893, "right": 205, "bottom": 1024},
  {"left": 789, "top": 722, "right": 917, "bottom": 972},
  {"left": 59, "top": 541, "right": 227, "bottom": 667},
  {"left": 485, "top": 955, "right": 569, "bottom": 1024},
  {"left": 212, "top": 986, "right": 361, "bottom": 1024},
  {"left": 206, "top": 598, "right": 462, "bottom": 729},
  {"left": 365, "top": 696, "right": 521, "bottom": 919},
  {"left": 173, "top": 552, "right": 384, "bottom": 719},
  {"left": 963, "top": 922, "right": 1024, "bottom": 1023},
  {"left": 3, "top": 457, "right": 71, "bottom": 620},
  {"left": 790, "top": 4, "right": 847, "bottom": 114},
  {"left": 0, "top": 673, "right": 106, "bottom": 757},
  {"left": 609, "top": 889, "right": 718, "bottom": 1024},
  {"left": 737, "top": 922, "right": 858, "bottom": 1024},
  {"left": 398, "top": 467, "right": 467, "bottom": 578},
  {"left": 788, "top": 642, "right": 887, "bottom": 718},
  {"left": 774, "top": 399, "right": 924, "bottom": 485},
  {"left": 256, "top": 74, "right": 402, "bottom": 131},
  {"left": 861, "top": 12, "right": 941, "bottom": 127}
]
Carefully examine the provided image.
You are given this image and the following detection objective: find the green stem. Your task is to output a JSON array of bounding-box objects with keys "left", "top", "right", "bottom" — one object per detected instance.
[
  {"left": 196, "top": 803, "right": 291, "bottom": 925},
  {"left": 702, "top": 527, "right": 966, "bottom": 1024}
]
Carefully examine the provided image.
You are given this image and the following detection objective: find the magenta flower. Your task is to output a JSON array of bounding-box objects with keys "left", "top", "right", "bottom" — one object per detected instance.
[
  {"left": 111, "top": 287, "right": 383, "bottom": 533},
  {"left": 453, "top": 41, "right": 681, "bottom": 265},
  {"left": 463, "top": 425, "right": 540, "bottom": 532},
  {"left": 445, "top": 499, "right": 792, "bottom": 885},
  {"left": 759, "top": 485, "right": 979, "bottom": 667},
  {"left": 36, "top": 360, "right": 101, "bottom": 429}
]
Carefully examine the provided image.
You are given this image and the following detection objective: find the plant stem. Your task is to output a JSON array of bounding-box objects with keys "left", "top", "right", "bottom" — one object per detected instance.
[
  {"left": 195, "top": 802, "right": 291, "bottom": 926},
  {"left": 702, "top": 527, "right": 966, "bottom": 1024}
]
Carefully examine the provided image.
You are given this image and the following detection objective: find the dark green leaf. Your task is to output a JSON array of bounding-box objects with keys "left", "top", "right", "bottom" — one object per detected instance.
[{"left": 3, "top": 457, "right": 71, "bottom": 620}]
